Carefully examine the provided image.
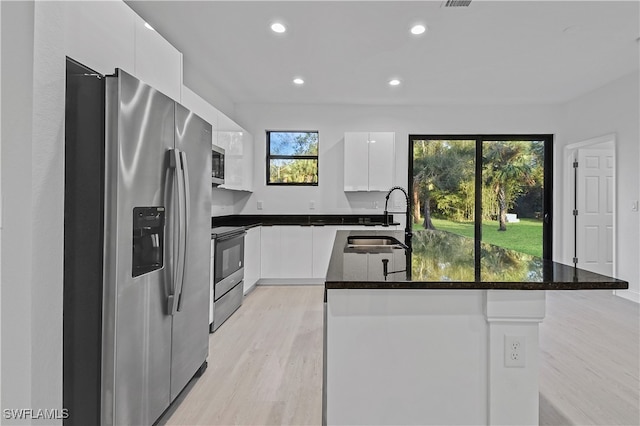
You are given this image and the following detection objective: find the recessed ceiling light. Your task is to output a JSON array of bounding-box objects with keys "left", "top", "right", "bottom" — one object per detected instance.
[
  {"left": 411, "top": 24, "right": 427, "bottom": 35},
  {"left": 389, "top": 79, "right": 401, "bottom": 86},
  {"left": 293, "top": 78, "right": 304, "bottom": 85},
  {"left": 271, "top": 22, "right": 286, "bottom": 33},
  {"left": 144, "top": 22, "right": 155, "bottom": 31}
]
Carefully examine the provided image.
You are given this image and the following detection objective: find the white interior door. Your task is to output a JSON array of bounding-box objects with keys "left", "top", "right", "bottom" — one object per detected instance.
[{"left": 576, "top": 148, "right": 614, "bottom": 275}]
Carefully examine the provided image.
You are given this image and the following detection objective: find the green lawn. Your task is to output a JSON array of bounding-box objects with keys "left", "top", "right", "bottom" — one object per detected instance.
[{"left": 413, "top": 217, "right": 543, "bottom": 257}]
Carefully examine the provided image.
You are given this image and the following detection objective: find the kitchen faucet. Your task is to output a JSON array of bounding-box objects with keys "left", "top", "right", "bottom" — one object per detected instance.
[{"left": 383, "top": 186, "right": 413, "bottom": 250}]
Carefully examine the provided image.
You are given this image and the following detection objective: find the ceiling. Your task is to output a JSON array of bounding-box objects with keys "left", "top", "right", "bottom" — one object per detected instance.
[{"left": 125, "top": 1, "right": 640, "bottom": 107}]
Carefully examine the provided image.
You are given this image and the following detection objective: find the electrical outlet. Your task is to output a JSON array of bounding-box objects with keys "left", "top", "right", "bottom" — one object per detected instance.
[
  {"left": 257, "top": 200, "right": 263, "bottom": 210},
  {"left": 504, "top": 335, "right": 526, "bottom": 368},
  {"left": 310, "top": 200, "right": 315, "bottom": 210}
]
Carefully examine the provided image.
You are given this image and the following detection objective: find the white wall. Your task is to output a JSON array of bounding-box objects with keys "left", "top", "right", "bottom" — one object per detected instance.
[
  {"left": 235, "top": 72, "right": 639, "bottom": 300},
  {"left": 0, "top": 0, "right": 4, "bottom": 408},
  {"left": 234, "top": 102, "right": 562, "bottom": 235},
  {"left": 1, "top": 0, "right": 36, "bottom": 417},
  {"left": 557, "top": 71, "right": 640, "bottom": 302},
  {"left": 0, "top": 1, "right": 198, "bottom": 422}
]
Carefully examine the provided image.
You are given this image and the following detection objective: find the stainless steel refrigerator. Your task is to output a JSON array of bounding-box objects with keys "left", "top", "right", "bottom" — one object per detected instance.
[{"left": 64, "top": 59, "right": 211, "bottom": 425}]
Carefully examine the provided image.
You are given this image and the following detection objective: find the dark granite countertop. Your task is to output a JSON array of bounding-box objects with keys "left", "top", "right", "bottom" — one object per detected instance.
[
  {"left": 325, "top": 230, "right": 629, "bottom": 291},
  {"left": 212, "top": 214, "right": 396, "bottom": 229}
]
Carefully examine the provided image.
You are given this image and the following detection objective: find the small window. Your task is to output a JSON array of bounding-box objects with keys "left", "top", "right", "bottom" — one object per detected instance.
[{"left": 267, "top": 131, "right": 319, "bottom": 185}]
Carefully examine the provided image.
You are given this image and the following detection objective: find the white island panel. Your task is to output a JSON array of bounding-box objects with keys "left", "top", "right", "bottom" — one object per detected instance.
[{"left": 325, "top": 289, "right": 546, "bottom": 426}]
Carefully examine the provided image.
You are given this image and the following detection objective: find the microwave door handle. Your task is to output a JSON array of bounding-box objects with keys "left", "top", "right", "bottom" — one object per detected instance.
[{"left": 176, "top": 151, "right": 190, "bottom": 312}]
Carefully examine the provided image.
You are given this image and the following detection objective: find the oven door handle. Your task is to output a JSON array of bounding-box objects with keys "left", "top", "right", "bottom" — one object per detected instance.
[{"left": 215, "top": 230, "right": 247, "bottom": 242}]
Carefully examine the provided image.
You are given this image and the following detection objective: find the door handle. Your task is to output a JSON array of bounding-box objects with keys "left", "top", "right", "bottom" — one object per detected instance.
[
  {"left": 168, "top": 148, "right": 185, "bottom": 315},
  {"left": 176, "top": 151, "right": 190, "bottom": 312}
]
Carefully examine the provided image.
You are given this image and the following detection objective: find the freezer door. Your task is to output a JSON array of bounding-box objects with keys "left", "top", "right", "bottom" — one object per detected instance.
[
  {"left": 170, "top": 104, "right": 212, "bottom": 400},
  {"left": 102, "top": 70, "right": 175, "bottom": 426}
]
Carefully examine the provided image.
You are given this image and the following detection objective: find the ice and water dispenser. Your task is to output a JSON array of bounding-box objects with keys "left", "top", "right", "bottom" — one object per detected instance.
[{"left": 132, "top": 207, "right": 165, "bottom": 277}]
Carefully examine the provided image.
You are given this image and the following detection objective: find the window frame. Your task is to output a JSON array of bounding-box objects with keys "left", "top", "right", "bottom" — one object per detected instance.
[
  {"left": 408, "top": 134, "right": 553, "bottom": 261},
  {"left": 266, "top": 130, "right": 319, "bottom": 186}
]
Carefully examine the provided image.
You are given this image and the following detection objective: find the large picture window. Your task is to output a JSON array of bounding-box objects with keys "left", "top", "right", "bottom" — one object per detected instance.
[
  {"left": 409, "top": 135, "right": 553, "bottom": 260},
  {"left": 267, "top": 131, "right": 319, "bottom": 185}
]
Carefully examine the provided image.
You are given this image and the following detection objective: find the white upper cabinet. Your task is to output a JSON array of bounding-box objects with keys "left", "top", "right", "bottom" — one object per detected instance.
[
  {"left": 133, "top": 15, "right": 182, "bottom": 101},
  {"left": 367, "top": 132, "right": 395, "bottom": 191},
  {"left": 217, "top": 112, "right": 253, "bottom": 192},
  {"left": 344, "top": 132, "right": 395, "bottom": 192},
  {"left": 64, "top": 4, "right": 181, "bottom": 101},
  {"left": 64, "top": 1, "right": 136, "bottom": 75},
  {"left": 181, "top": 88, "right": 253, "bottom": 192},
  {"left": 344, "top": 132, "right": 369, "bottom": 191},
  {"left": 181, "top": 86, "right": 218, "bottom": 146}
]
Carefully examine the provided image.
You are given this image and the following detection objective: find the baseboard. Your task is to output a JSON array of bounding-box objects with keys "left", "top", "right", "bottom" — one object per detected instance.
[
  {"left": 257, "top": 278, "right": 324, "bottom": 286},
  {"left": 243, "top": 281, "right": 258, "bottom": 296},
  {"left": 614, "top": 289, "right": 640, "bottom": 304}
]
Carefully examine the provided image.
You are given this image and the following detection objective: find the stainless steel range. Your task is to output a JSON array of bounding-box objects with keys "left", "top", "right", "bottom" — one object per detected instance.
[{"left": 210, "top": 227, "right": 246, "bottom": 332}]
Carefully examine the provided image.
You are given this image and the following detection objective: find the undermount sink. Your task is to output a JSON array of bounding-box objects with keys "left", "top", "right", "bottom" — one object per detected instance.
[{"left": 346, "top": 235, "right": 407, "bottom": 250}]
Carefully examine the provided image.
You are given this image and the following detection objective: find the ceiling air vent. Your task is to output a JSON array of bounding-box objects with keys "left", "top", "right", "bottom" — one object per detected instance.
[{"left": 443, "top": 0, "right": 472, "bottom": 7}]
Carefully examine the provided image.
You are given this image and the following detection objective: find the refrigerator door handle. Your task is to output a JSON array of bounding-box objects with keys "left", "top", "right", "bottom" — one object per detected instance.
[
  {"left": 176, "top": 151, "right": 190, "bottom": 312},
  {"left": 168, "top": 148, "right": 186, "bottom": 315}
]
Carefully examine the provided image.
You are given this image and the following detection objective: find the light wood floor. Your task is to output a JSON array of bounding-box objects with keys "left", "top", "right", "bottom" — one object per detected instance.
[
  {"left": 539, "top": 290, "right": 639, "bottom": 426},
  {"left": 160, "top": 287, "right": 639, "bottom": 426},
  {"left": 160, "top": 286, "right": 324, "bottom": 425}
]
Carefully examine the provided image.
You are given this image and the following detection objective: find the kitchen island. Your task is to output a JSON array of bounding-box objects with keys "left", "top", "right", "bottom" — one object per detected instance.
[{"left": 323, "top": 230, "right": 628, "bottom": 426}]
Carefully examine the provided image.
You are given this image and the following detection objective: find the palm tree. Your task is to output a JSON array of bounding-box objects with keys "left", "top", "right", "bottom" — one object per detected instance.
[
  {"left": 483, "top": 142, "right": 534, "bottom": 231},
  {"left": 413, "top": 140, "right": 475, "bottom": 230}
]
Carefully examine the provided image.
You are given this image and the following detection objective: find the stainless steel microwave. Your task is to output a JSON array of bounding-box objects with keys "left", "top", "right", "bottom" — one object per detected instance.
[{"left": 212, "top": 145, "right": 225, "bottom": 186}]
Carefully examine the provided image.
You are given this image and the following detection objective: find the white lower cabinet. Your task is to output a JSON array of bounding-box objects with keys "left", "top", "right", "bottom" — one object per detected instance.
[
  {"left": 244, "top": 227, "right": 261, "bottom": 293},
  {"left": 343, "top": 252, "right": 395, "bottom": 281},
  {"left": 312, "top": 226, "right": 340, "bottom": 279},
  {"left": 260, "top": 226, "right": 280, "bottom": 278},
  {"left": 260, "top": 226, "right": 313, "bottom": 279},
  {"left": 255, "top": 225, "right": 399, "bottom": 282},
  {"left": 281, "top": 227, "right": 313, "bottom": 278}
]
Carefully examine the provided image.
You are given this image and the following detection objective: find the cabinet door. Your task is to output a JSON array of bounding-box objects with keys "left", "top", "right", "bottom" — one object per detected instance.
[
  {"left": 280, "top": 227, "right": 313, "bottom": 278},
  {"left": 242, "top": 131, "right": 254, "bottom": 192},
  {"left": 312, "top": 226, "right": 339, "bottom": 279},
  {"left": 244, "top": 227, "right": 261, "bottom": 292},
  {"left": 344, "top": 132, "right": 370, "bottom": 191},
  {"left": 65, "top": 1, "right": 136, "bottom": 75},
  {"left": 134, "top": 15, "right": 182, "bottom": 101},
  {"left": 217, "top": 130, "right": 242, "bottom": 190},
  {"left": 367, "top": 253, "right": 394, "bottom": 281},
  {"left": 368, "top": 132, "right": 395, "bottom": 191},
  {"left": 260, "top": 226, "right": 281, "bottom": 278},
  {"left": 342, "top": 253, "right": 369, "bottom": 281},
  {"left": 217, "top": 112, "right": 250, "bottom": 191}
]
